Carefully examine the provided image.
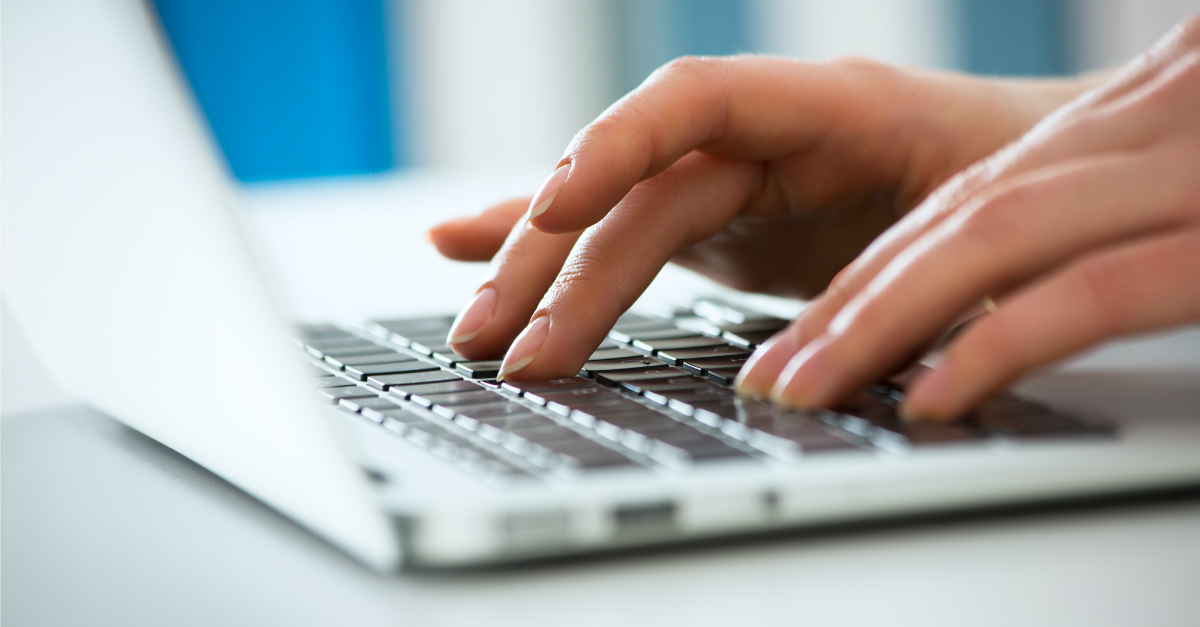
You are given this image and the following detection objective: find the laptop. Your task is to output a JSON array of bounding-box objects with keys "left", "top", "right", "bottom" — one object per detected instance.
[{"left": 6, "top": 0, "right": 1200, "bottom": 572}]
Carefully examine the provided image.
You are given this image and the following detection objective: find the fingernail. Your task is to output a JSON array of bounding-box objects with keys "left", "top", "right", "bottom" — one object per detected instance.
[
  {"left": 769, "top": 335, "right": 834, "bottom": 409},
  {"left": 498, "top": 315, "right": 550, "bottom": 380},
  {"left": 735, "top": 331, "right": 800, "bottom": 398},
  {"left": 525, "top": 162, "right": 571, "bottom": 229},
  {"left": 447, "top": 287, "right": 498, "bottom": 345}
]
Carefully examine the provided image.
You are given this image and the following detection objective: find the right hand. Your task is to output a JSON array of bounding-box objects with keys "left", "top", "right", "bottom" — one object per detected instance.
[{"left": 427, "top": 56, "right": 1093, "bottom": 381}]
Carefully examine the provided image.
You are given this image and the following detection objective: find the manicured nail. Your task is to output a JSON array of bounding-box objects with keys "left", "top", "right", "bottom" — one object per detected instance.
[
  {"left": 735, "top": 331, "right": 800, "bottom": 399},
  {"left": 769, "top": 335, "right": 835, "bottom": 409},
  {"left": 447, "top": 287, "right": 498, "bottom": 345},
  {"left": 498, "top": 315, "right": 550, "bottom": 380},
  {"left": 524, "top": 162, "right": 571, "bottom": 229}
]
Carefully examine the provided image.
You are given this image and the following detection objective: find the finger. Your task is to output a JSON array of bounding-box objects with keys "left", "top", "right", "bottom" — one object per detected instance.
[
  {"left": 444, "top": 215, "right": 581, "bottom": 360},
  {"left": 427, "top": 196, "right": 531, "bottom": 262},
  {"left": 762, "top": 49, "right": 1200, "bottom": 378},
  {"left": 904, "top": 225, "right": 1200, "bottom": 421},
  {"left": 498, "top": 153, "right": 760, "bottom": 380},
  {"left": 767, "top": 149, "right": 1198, "bottom": 409},
  {"left": 527, "top": 56, "right": 933, "bottom": 235}
]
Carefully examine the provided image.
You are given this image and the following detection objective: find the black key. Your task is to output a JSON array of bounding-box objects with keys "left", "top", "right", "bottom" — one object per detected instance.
[
  {"left": 580, "top": 357, "right": 662, "bottom": 376},
  {"left": 589, "top": 347, "right": 643, "bottom": 361},
  {"left": 361, "top": 406, "right": 426, "bottom": 424},
  {"left": 527, "top": 385, "right": 613, "bottom": 407},
  {"left": 318, "top": 386, "right": 377, "bottom": 404},
  {"left": 408, "top": 341, "right": 452, "bottom": 356},
  {"left": 387, "top": 379, "right": 481, "bottom": 399},
  {"left": 705, "top": 367, "right": 744, "bottom": 385},
  {"left": 609, "top": 327, "right": 696, "bottom": 344},
  {"left": 631, "top": 335, "right": 725, "bottom": 354},
  {"left": 456, "top": 401, "right": 540, "bottom": 420},
  {"left": 501, "top": 377, "right": 593, "bottom": 396},
  {"left": 723, "top": 330, "right": 779, "bottom": 349},
  {"left": 596, "top": 367, "right": 689, "bottom": 386},
  {"left": 325, "top": 352, "right": 416, "bottom": 369},
  {"left": 431, "top": 351, "right": 468, "bottom": 366},
  {"left": 680, "top": 356, "right": 749, "bottom": 375},
  {"left": 614, "top": 311, "right": 657, "bottom": 326},
  {"left": 338, "top": 395, "right": 400, "bottom": 413},
  {"left": 610, "top": 319, "right": 676, "bottom": 334},
  {"left": 671, "top": 436, "right": 751, "bottom": 461},
  {"left": 595, "top": 340, "right": 621, "bottom": 351},
  {"left": 471, "top": 413, "right": 557, "bottom": 435},
  {"left": 716, "top": 319, "right": 788, "bottom": 334},
  {"left": 304, "top": 335, "right": 374, "bottom": 351},
  {"left": 559, "top": 396, "right": 645, "bottom": 418},
  {"left": 371, "top": 317, "right": 454, "bottom": 344},
  {"left": 456, "top": 360, "right": 504, "bottom": 379},
  {"left": 657, "top": 345, "right": 751, "bottom": 365},
  {"left": 367, "top": 370, "right": 461, "bottom": 390},
  {"left": 408, "top": 389, "right": 497, "bottom": 408},
  {"left": 633, "top": 375, "right": 716, "bottom": 394},
  {"left": 654, "top": 386, "right": 734, "bottom": 406},
  {"left": 312, "top": 344, "right": 395, "bottom": 359},
  {"left": 345, "top": 361, "right": 437, "bottom": 381}
]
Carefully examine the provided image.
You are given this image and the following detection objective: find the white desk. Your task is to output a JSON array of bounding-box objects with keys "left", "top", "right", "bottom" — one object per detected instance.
[{"left": 5, "top": 171, "right": 1200, "bottom": 626}]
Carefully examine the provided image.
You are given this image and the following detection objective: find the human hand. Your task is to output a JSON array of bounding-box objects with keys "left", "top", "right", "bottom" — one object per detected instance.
[
  {"left": 736, "top": 17, "right": 1200, "bottom": 421},
  {"left": 428, "top": 54, "right": 1094, "bottom": 384}
]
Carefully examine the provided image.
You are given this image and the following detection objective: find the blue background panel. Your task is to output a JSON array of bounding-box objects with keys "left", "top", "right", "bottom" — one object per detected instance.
[{"left": 153, "top": 0, "right": 395, "bottom": 182}]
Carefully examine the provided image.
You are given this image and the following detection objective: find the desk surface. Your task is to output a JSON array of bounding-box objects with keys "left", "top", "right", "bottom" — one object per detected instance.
[{"left": 5, "top": 171, "right": 1200, "bottom": 626}]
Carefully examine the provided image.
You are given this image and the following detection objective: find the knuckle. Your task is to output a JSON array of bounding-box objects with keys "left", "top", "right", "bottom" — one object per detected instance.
[
  {"left": 655, "top": 55, "right": 718, "bottom": 79},
  {"left": 1173, "top": 14, "right": 1200, "bottom": 47}
]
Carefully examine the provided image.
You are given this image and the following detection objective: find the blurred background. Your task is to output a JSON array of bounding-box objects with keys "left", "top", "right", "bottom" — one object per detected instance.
[{"left": 153, "top": 0, "right": 1200, "bottom": 183}]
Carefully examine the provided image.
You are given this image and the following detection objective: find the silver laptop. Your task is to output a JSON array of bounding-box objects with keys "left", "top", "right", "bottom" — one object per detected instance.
[{"left": 6, "top": 0, "right": 1200, "bottom": 572}]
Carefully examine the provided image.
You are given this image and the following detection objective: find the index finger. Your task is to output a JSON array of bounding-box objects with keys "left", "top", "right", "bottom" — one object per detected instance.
[{"left": 528, "top": 55, "right": 903, "bottom": 235}]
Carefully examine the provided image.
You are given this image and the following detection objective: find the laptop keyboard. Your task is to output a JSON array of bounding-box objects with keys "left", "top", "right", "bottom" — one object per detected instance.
[{"left": 301, "top": 301, "right": 1113, "bottom": 483}]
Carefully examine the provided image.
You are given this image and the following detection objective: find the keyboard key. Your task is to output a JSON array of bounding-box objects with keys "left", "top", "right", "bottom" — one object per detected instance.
[
  {"left": 501, "top": 377, "right": 593, "bottom": 396},
  {"left": 680, "top": 356, "right": 749, "bottom": 375},
  {"left": 456, "top": 360, "right": 504, "bottom": 378},
  {"left": 723, "top": 330, "right": 779, "bottom": 349},
  {"left": 338, "top": 395, "right": 400, "bottom": 413},
  {"left": 657, "top": 345, "right": 751, "bottom": 365},
  {"left": 304, "top": 335, "right": 375, "bottom": 351},
  {"left": 527, "top": 385, "right": 613, "bottom": 407},
  {"left": 345, "top": 361, "right": 437, "bottom": 381},
  {"left": 363, "top": 406, "right": 427, "bottom": 424},
  {"left": 318, "top": 386, "right": 378, "bottom": 404},
  {"left": 408, "top": 388, "right": 498, "bottom": 408},
  {"left": 705, "top": 367, "right": 744, "bottom": 385},
  {"left": 588, "top": 347, "right": 643, "bottom": 361},
  {"left": 609, "top": 327, "right": 696, "bottom": 344},
  {"left": 596, "top": 367, "right": 690, "bottom": 386},
  {"left": 631, "top": 335, "right": 725, "bottom": 354},
  {"left": 325, "top": 352, "right": 416, "bottom": 369},
  {"left": 367, "top": 370, "right": 461, "bottom": 390},
  {"left": 457, "top": 401, "right": 542, "bottom": 420},
  {"left": 387, "top": 379, "right": 481, "bottom": 399},
  {"left": 312, "top": 344, "right": 395, "bottom": 359},
  {"left": 579, "top": 357, "right": 662, "bottom": 376}
]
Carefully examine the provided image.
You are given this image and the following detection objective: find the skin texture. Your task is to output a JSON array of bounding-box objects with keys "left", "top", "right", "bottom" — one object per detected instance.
[{"left": 429, "top": 16, "right": 1200, "bottom": 420}]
